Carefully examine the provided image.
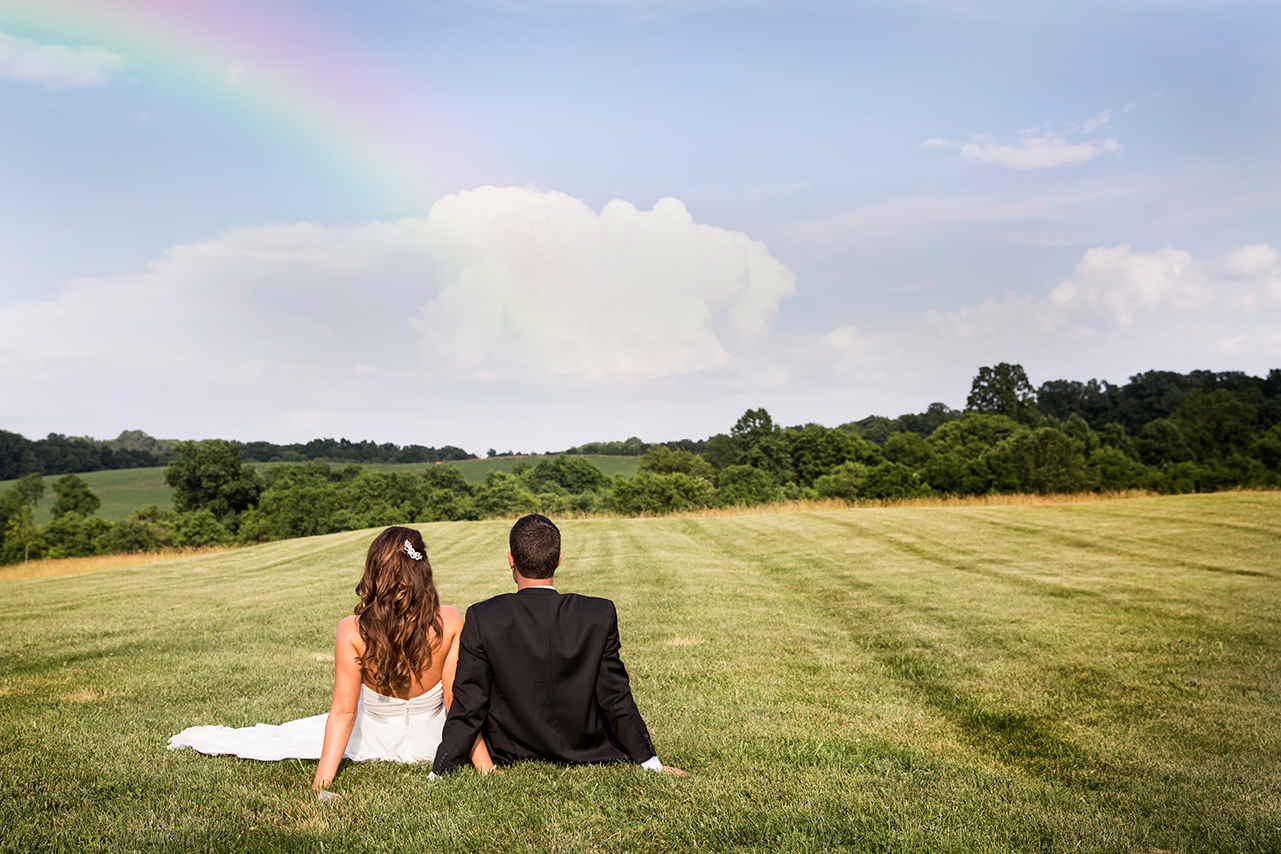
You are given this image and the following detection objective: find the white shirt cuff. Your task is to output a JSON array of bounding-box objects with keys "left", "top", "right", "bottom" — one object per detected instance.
[{"left": 640, "top": 755, "right": 662, "bottom": 772}]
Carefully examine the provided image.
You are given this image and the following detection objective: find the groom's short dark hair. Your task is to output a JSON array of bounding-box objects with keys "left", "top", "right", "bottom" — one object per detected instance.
[{"left": 510, "top": 514, "right": 560, "bottom": 579}]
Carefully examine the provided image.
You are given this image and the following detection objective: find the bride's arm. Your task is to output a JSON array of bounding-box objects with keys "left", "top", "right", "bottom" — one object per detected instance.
[
  {"left": 440, "top": 608, "right": 496, "bottom": 775},
  {"left": 314, "top": 616, "right": 362, "bottom": 790}
]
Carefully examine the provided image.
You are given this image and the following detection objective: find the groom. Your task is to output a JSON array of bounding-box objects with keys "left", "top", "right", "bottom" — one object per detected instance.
[{"left": 432, "top": 514, "right": 674, "bottom": 775}]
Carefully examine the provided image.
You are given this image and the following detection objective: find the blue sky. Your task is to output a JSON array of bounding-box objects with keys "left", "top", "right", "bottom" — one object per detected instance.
[{"left": 1, "top": 0, "right": 1279, "bottom": 452}]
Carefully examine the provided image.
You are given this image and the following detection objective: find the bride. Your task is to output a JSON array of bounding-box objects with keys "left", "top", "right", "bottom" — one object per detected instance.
[{"left": 169, "top": 526, "right": 493, "bottom": 792}]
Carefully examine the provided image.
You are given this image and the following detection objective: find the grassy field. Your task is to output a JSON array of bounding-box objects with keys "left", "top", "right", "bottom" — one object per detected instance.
[
  {"left": 0, "top": 456, "right": 640, "bottom": 523},
  {"left": 0, "top": 467, "right": 176, "bottom": 524},
  {"left": 0, "top": 493, "right": 1277, "bottom": 852}
]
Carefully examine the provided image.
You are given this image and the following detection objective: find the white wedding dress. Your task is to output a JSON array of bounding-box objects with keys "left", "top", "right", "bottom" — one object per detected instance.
[{"left": 168, "top": 682, "right": 446, "bottom": 764}]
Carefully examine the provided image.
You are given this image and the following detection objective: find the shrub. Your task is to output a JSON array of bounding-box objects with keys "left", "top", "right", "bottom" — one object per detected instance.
[
  {"left": 1007, "top": 427, "right": 1092, "bottom": 494},
  {"left": 883, "top": 432, "right": 934, "bottom": 468},
  {"left": 1089, "top": 446, "right": 1148, "bottom": 491},
  {"left": 611, "top": 472, "right": 714, "bottom": 515},
  {"left": 472, "top": 472, "right": 540, "bottom": 518},
  {"left": 43, "top": 513, "right": 112, "bottom": 558},
  {"left": 169, "top": 510, "right": 231, "bottom": 548},
  {"left": 859, "top": 462, "right": 931, "bottom": 500},
  {"left": 713, "top": 465, "right": 777, "bottom": 507},
  {"left": 94, "top": 518, "right": 159, "bottom": 554},
  {"left": 813, "top": 462, "right": 868, "bottom": 502}
]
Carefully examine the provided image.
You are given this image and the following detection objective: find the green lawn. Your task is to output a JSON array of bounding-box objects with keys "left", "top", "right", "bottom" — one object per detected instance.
[
  {"left": 0, "top": 456, "right": 640, "bottom": 524},
  {"left": 0, "top": 493, "right": 1277, "bottom": 852}
]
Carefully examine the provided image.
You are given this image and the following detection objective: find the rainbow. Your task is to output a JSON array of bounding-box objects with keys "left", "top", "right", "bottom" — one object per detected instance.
[{"left": 0, "top": 0, "right": 454, "bottom": 201}]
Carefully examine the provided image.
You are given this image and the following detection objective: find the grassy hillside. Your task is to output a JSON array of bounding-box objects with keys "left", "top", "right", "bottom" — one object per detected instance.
[
  {"left": 0, "top": 456, "right": 640, "bottom": 524},
  {"left": 0, "top": 494, "right": 1277, "bottom": 852},
  {"left": 0, "top": 467, "right": 176, "bottom": 523}
]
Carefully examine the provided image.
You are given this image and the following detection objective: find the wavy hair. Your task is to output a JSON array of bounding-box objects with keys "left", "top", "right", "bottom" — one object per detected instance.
[{"left": 353, "top": 527, "right": 443, "bottom": 696}]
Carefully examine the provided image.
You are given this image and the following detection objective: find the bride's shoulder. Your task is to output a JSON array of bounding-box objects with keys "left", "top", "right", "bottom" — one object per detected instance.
[
  {"left": 335, "top": 614, "right": 361, "bottom": 639},
  {"left": 438, "top": 605, "right": 464, "bottom": 631}
]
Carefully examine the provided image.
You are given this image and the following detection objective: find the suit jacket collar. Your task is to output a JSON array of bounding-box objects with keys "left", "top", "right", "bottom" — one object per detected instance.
[{"left": 517, "top": 586, "right": 558, "bottom": 595}]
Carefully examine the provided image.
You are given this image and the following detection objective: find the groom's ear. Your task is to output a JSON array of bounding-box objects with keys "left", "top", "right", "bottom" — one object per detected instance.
[{"left": 508, "top": 552, "right": 516, "bottom": 570}]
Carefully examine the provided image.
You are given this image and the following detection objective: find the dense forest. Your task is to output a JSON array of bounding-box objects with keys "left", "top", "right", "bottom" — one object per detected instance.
[
  {"left": 2, "top": 364, "right": 1278, "bottom": 564},
  {"left": 0, "top": 430, "right": 474, "bottom": 480}
]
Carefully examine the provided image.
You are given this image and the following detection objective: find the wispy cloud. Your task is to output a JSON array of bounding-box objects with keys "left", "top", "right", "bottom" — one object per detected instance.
[
  {"left": 1081, "top": 109, "right": 1112, "bottom": 133},
  {"left": 924, "top": 110, "right": 1127, "bottom": 170},
  {"left": 960, "top": 131, "right": 1122, "bottom": 169},
  {"left": 0, "top": 29, "right": 125, "bottom": 87}
]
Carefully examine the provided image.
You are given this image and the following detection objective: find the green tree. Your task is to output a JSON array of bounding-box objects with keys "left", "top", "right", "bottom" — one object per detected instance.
[
  {"left": 422, "top": 465, "right": 472, "bottom": 495},
  {"left": 1173, "top": 388, "right": 1256, "bottom": 461},
  {"left": 12, "top": 472, "right": 45, "bottom": 509},
  {"left": 966, "top": 363, "right": 1038, "bottom": 423},
  {"left": 1089, "top": 446, "right": 1148, "bottom": 491},
  {"left": 928, "top": 413, "right": 1024, "bottom": 459},
  {"left": 922, "top": 453, "right": 989, "bottom": 496},
  {"left": 611, "top": 471, "right": 714, "bottom": 515},
  {"left": 896, "top": 403, "right": 963, "bottom": 438},
  {"left": 813, "top": 461, "right": 869, "bottom": 502},
  {"left": 637, "top": 447, "right": 715, "bottom": 482},
  {"left": 1061, "top": 414, "right": 1100, "bottom": 454},
  {"left": 472, "top": 472, "right": 539, "bottom": 518},
  {"left": 1006, "top": 427, "right": 1091, "bottom": 494},
  {"left": 1099, "top": 422, "right": 1138, "bottom": 460},
  {"left": 421, "top": 465, "right": 475, "bottom": 522},
  {"left": 1252, "top": 425, "right": 1281, "bottom": 471},
  {"left": 883, "top": 432, "right": 933, "bottom": 468},
  {"left": 860, "top": 462, "right": 931, "bottom": 500},
  {"left": 93, "top": 518, "right": 160, "bottom": 555},
  {"left": 43, "top": 514, "right": 112, "bottom": 558},
  {"left": 423, "top": 488, "right": 475, "bottom": 522},
  {"left": 702, "top": 434, "right": 736, "bottom": 471},
  {"left": 528, "top": 456, "right": 609, "bottom": 493},
  {"left": 50, "top": 474, "right": 101, "bottom": 519},
  {"left": 169, "top": 511, "right": 231, "bottom": 548},
  {"left": 784, "top": 424, "right": 882, "bottom": 488},
  {"left": 840, "top": 415, "right": 898, "bottom": 445},
  {"left": 731, "top": 408, "right": 788, "bottom": 482},
  {"left": 713, "top": 465, "right": 777, "bottom": 507},
  {"left": 3, "top": 505, "right": 42, "bottom": 563},
  {"left": 1134, "top": 419, "right": 1195, "bottom": 466},
  {"left": 164, "top": 440, "right": 263, "bottom": 521}
]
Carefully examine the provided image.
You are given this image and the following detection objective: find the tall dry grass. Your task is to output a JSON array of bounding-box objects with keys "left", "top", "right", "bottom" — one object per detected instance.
[
  {"left": 542, "top": 488, "right": 1169, "bottom": 523},
  {"left": 0, "top": 545, "right": 242, "bottom": 581}
]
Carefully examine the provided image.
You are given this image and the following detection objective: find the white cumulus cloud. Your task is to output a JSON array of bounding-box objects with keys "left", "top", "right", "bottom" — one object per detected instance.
[
  {"left": 0, "top": 188, "right": 796, "bottom": 439},
  {"left": 961, "top": 131, "right": 1122, "bottom": 169},
  {"left": 0, "top": 29, "right": 125, "bottom": 87},
  {"left": 751, "top": 242, "right": 1281, "bottom": 421},
  {"left": 407, "top": 187, "right": 795, "bottom": 382},
  {"left": 910, "top": 243, "right": 1281, "bottom": 374},
  {"left": 1047, "top": 244, "right": 1210, "bottom": 325}
]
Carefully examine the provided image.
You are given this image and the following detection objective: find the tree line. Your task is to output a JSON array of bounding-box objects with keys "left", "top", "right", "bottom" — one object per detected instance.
[
  {"left": 0, "top": 429, "right": 475, "bottom": 480},
  {"left": 2, "top": 364, "right": 1278, "bottom": 565}
]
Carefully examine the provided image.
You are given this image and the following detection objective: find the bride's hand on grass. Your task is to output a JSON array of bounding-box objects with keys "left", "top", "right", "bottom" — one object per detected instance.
[{"left": 316, "top": 789, "right": 343, "bottom": 803}]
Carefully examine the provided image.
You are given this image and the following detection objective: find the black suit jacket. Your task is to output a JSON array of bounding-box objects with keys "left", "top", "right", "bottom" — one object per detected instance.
[{"left": 432, "top": 588, "right": 655, "bottom": 774}]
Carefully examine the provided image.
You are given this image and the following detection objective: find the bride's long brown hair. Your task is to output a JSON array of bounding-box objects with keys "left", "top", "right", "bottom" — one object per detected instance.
[{"left": 353, "top": 527, "right": 443, "bottom": 696}]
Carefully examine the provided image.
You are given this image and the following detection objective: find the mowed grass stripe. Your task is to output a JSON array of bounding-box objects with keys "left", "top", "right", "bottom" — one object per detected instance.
[{"left": 0, "top": 494, "right": 1278, "bottom": 852}]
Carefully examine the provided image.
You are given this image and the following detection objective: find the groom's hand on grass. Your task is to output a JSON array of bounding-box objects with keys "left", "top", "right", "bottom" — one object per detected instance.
[{"left": 661, "top": 765, "right": 685, "bottom": 776}]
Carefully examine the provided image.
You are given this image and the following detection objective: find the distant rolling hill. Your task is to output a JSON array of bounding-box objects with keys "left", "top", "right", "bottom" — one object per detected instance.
[{"left": 0, "top": 455, "right": 640, "bottom": 524}]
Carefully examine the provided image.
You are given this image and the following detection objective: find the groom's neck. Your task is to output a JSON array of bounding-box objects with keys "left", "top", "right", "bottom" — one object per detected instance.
[{"left": 513, "top": 570, "right": 556, "bottom": 590}]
